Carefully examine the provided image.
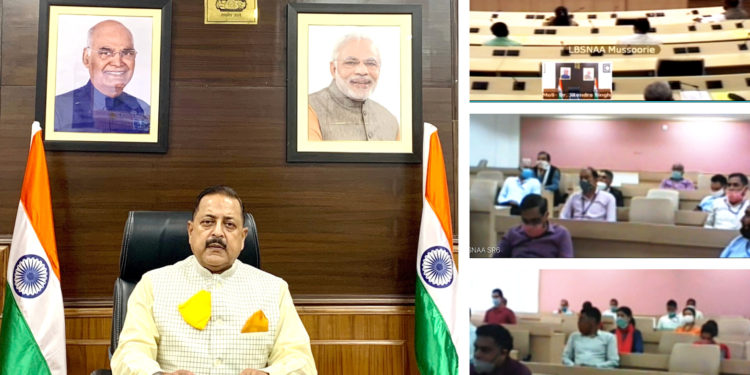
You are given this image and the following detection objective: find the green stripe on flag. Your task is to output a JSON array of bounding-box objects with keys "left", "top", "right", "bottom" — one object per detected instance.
[
  {"left": 0, "top": 283, "right": 51, "bottom": 375},
  {"left": 415, "top": 279, "right": 458, "bottom": 375}
]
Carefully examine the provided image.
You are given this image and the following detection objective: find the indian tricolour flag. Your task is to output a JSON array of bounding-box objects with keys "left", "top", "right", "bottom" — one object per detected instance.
[
  {"left": 0, "top": 122, "right": 67, "bottom": 374},
  {"left": 415, "top": 123, "right": 458, "bottom": 374}
]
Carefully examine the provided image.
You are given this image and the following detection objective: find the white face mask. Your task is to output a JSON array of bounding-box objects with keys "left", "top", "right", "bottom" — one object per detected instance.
[
  {"left": 711, "top": 189, "right": 724, "bottom": 197},
  {"left": 473, "top": 358, "right": 496, "bottom": 374},
  {"left": 537, "top": 160, "right": 550, "bottom": 169},
  {"left": 597, "top": 181, "right": 607, "bottom": 191},
  {"left": 683, "top": 315, "right": 695, "bottom": 324}
]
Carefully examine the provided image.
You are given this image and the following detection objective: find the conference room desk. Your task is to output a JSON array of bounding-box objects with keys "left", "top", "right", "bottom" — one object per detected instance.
[
  {"left": 491, "top": 216, "right": 737, "bottom": 257},
  {"left": 469, "top": 6, "right": 724, "bottom": 27},
  {"left": 470, "top": 19, "right": 750, "bottom": 39},
  {"left": 526, "top": 362, "right": 699, "bottom": 375},
  {"left": 514, "top": 323, "right": 568, "bottom": 363},
  {"left": 620, "top": 353, "right": 750, "bottom": 375},
  {"left": 470, "top": 28, "right": 749, "bottom": 46},
  {"left": 620, "top": 184, "right": 710, "bottom": 210},
  {"left": 470, "top": 42, "right": 750, "bottom": 76},
  {"left": 469, "top": 74, "right": 750, "bottom": 101},
  {"left": 470, "top": 0, "right": 691, "bottom": 13}
]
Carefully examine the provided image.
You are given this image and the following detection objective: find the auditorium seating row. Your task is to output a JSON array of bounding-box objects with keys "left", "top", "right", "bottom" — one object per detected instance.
[
  {"left": 468, "top": 208, "right": 737, "bottom": 257},
  {"left": 470, "top": 19, "right": 750, "bottom": 39},
  {"left": 470, "top": 42, "right": 750, "bottom": 76},
  {"left": 470, "top": 25, "right": 750, "bottom": 46},
  {"left": 469, "top": 6, "right": 726, "bottom": 27},
  {"left": 469, "top": 73, "right": 750, "bottom": 100},
  {"left": 472, "top": 311, "right": 750, "bottom": 363}
]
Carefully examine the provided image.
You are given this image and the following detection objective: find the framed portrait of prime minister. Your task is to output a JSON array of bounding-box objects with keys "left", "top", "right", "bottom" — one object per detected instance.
[
  {"left": 287, "top": 3, "right": 422, "bottom": 163},
  {"left": 35, "top": 0, "right": 171, "bottom": 153}
]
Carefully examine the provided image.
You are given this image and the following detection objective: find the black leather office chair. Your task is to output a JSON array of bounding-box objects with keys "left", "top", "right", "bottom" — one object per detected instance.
[{"left": 91, "top": 211, "right": 260, "bottom": 375}]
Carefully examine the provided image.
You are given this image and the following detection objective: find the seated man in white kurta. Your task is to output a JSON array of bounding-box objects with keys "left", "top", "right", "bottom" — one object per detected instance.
[{"left": 111, "top": 186, "right": 317, "bottom": 375}]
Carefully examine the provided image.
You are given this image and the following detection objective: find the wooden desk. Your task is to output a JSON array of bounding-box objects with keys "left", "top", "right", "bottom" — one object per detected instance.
[
  {"left": 514, "top": 323, "right": 568, "bottom": 363},
  {"left": 526, "top": 361, "right": 700, "bottom": 375},
  {"left": 469, "top": 73, "right": 750, "bottom": 101},
  {"left": 470, "top": 19, "right": 750, "bottom": 38},
  {"left": 470, "top": 42, "right": 750, "bottom": 76},
  {"left": 469, "top": 6, "right": 723, "bottom": 26},
  {"left": 620, "top": 353, "right": 750, "bottom": 375},
  {"left": 488, "top": 216, "right": 737, "bottom": 257}
]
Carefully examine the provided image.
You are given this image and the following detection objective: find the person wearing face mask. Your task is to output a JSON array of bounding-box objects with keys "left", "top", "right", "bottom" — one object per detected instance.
[
  {"left": 656, "top": 299, "right": 681, "bottom": 331},
  {"left": 484, "top": 289, "right": 517, "bottom": 325},
  {"left": 682, "top": 298, "right": 704, "bottom": 320},
  {"left": 675, "top": 307, "right": 701, "bottom": 335},
  {"left": 560, "top": 167, "right": 617, "bottom": 222},
  {"left": 534, "top": 151, "right": 564, "bottom": 206},
  {"left": 697, "top": 174, "right": 727, "bottom": 212},
  {"left": 659, "top": 163, "right": 696, "bottom": 190},
  {"left": 562, "top": 307, "right": 619, "bottom": 368},
  {"left": 610, "top": 306, "right": 643, "bottom": 354},
  {"left": 694, "top": 320, "right": 731, "bottom": 359},
  {"left": 706, "top": 173, "right": 750, "bottom": 230},
  {"left": 471, "top": 324, "right": 532, "bottom": 375},
  {"left": 554, "top": 299, "right": 574, "bottom": 315},
  {"left": 598, "top": 170, "right": 624, "bottom": 207},
  {"left": 497, "top": 163, "right": 542, "bottom": 215},
  {"left": 495, "top": 194, "right": 573, "bottom": 258},
  {"left": 719, "top": 204, "right": 750, "bottom": 257},
  {"left": 602, "top": 298, "right": 619, "bottom": 319}
]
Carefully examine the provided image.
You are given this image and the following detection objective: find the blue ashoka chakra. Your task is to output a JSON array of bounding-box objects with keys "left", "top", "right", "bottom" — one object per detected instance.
[
  {"left": 12, "top": 254, "right": 50, "bottom": 299},
  {"left": 420, "top": 246, "right": 454, "bottom": 288}
]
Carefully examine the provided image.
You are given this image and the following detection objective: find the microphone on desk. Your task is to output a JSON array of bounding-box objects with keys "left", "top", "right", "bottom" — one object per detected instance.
[
  {"left": 511, "top": 76, "right": 526, "bottom": 91},
  {"left": 672, "top": 81, "right": 700, "bottom": 90}
]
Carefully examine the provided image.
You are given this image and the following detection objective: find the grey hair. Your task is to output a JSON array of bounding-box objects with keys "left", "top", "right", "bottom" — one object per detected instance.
[
  {"left": 330, "top": 33, "right": 381, "bottom": 63},
  {"left": 86, "top": 20, "right": 134, "bottom": 48},
  {"left": 643, "top": 81, "right": 674, "bottom": 101}
]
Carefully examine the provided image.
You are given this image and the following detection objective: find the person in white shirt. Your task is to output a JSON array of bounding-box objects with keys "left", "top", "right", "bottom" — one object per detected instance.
[
  {"left": 705, "top": 173, "right": 749, "bottom": 230},
  {"left": 554, "top": 299, "right": 575, "bottom": 315},
  {"left": 618, "top": 19, "right": 662, "bottom": 45},
  {"left": 656, "top": 299, "right": 681, "bottom": 331},
  {"left": 560, "top": 167, "right": 617, "bottom": 222},
  {"left": 602, "top": 298, "right": 619, "bottom": 320},
  {"left": 497, "top": 165, "right": 542, "bottom": 215},
  {"left": 681, "top": 298, "right": 704, "bottom": 320},
  {"left": 696, "top": 174, "right": 727, "bottom": 212}
]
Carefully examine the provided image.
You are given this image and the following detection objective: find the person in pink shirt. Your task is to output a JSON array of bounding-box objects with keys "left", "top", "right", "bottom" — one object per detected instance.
[{"left": 659, "top": 163, "right": 696, "bottom": 190}]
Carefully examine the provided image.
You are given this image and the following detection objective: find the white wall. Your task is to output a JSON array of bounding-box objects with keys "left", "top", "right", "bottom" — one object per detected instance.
[
  {"left": 469, "top": 114, "right": 520, "bottom": 168},
  {"left": 468, "top": 260, "right": 540, "bottom": 314}
]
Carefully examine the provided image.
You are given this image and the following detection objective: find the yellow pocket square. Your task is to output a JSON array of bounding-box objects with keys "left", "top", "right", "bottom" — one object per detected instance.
[
  {"left": 178, "top": 290, "right": 211, "bottom": 330},
  {"left": 242, "top": 310, "right": 269, "bottom": 333}
]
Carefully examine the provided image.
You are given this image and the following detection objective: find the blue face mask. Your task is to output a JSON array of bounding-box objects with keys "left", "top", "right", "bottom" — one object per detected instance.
[
  {"left": 492, "top": 298, "right": 501, "bottom": 308},
  {"left": 579, "top": 180, "right": 594, "bottom": 193},
  {"left": 616, "top": 317, "right": 629, "bottom": 329},
  {"left": 671, "top": 171, "right": 683, "bottom": 180},
  {"left": 668, "top": 312, "right": 677, "bottom": 319},
  {"left": 520, "top": 168, "right": 535, "bottom": 180}
]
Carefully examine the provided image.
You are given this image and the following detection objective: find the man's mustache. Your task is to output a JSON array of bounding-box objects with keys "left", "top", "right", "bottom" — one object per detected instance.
[{"left": 206, "top": 237, "right": 226, "bottom": 249}]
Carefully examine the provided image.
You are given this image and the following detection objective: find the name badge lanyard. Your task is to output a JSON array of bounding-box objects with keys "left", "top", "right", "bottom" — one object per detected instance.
[
  {"left": 579, "top": 193, "right": 598, "bottom": 218},
  {"left": 726, "top": 198, "right": 747, "bottom": 216}
]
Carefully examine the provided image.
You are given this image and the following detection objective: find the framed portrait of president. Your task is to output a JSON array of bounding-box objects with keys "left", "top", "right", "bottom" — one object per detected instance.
[
  {"left": 287, "top": 3, "right": 422, "bottom": 163},
  {"left": 36, "top": 0, "right": 172, "bottom": 153}
]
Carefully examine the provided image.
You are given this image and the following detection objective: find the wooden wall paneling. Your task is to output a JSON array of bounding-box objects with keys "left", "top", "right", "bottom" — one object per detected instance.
[
  {"left": 62, "top": 304, "right": 418, "bottom": 375},
  {"left": 0, "top": 242, "right": 8, "bottom": 312},
  {"left": 0, "top": 0, "right": 456, "bottom": 301},
  {"left": 0, "top": 0, "right": 38, "bottom": 86}
]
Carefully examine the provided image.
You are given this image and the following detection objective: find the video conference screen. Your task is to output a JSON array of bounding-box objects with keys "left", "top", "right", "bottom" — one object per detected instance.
[{"left": 542, "top": 62, "right": 613, "bottom": 100}]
